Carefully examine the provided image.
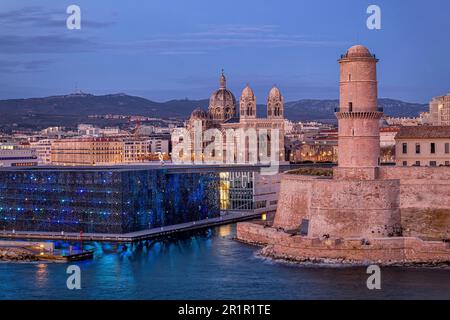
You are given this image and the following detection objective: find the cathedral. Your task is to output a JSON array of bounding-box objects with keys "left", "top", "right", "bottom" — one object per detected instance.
[{"left": 183, "top": 71, "right": 286, "bottom": 164}]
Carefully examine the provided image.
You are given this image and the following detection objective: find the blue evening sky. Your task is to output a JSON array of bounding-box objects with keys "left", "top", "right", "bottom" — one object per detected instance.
[{"left": 0, "top": 0, "right": 448, "bottom": 103}]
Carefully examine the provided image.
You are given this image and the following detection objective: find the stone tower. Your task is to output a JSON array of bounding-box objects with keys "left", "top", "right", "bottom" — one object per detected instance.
[
  {"left": 240, "top": 85, "right": 257, "bottom": 119},
  {"left": 267, "top": 86, "right": 284, "bottom": 119},
  {"left": 335, "top": 45, "right": 383, "bottom": 179}
]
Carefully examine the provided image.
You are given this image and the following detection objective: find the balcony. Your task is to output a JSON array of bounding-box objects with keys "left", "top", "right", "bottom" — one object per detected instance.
[{"left": 335, "top": 107, "right": 383, "bottom": 113}]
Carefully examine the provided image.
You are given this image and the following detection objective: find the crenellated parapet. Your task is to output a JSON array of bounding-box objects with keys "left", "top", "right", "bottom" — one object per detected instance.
[{"left": 335, "top": 111, "right": 383, "bottom": 120}]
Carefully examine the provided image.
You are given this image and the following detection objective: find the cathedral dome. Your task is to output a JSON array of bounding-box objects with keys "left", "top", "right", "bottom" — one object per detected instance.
[
  {"left": 209, "top": 71, "right": 237, "bottom": 122},
  {"left": 210, "top": 87, "right": 236, "bottom": 105},
  {"left": 345, "top": 45, "right": 373, "bottom": 58},
  {"left": 190, "top": 107, "right": 209, "bottom": 120}
]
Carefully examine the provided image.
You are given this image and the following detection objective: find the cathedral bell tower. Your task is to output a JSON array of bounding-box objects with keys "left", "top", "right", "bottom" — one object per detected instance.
[
  {"left": 240, "top": 85, "right": 257, "bottom": 120},
  {"left": 267, "top": 86, "right": 284, "bottom": 119}
]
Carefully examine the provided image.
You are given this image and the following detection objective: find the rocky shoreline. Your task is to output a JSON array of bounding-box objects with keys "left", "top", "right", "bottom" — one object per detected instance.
[
  {"left": 258, "top": 245, "right": 450, "bottom": 269},
  {"left": 235, "top": 235, "right": 450, "bottom": 268},
  {"left": 0, "top": 247, "right": 41, "bottom": 262}
]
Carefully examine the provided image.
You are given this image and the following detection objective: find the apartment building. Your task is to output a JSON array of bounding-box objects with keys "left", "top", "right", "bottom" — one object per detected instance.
[
  {"left": 395, "top": 126, "right": 450, "bottom": 167},
  {"left": 51, "top": 138, "right": 124, "bottom": 165}
]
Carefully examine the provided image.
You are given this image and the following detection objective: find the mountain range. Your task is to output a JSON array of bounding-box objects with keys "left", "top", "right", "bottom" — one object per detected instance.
[{"left": 0, "top": 92, "right": 428, "bottom": 130}]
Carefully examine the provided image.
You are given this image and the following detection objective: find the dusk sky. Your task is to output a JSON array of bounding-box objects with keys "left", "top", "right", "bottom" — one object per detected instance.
[{"left": 0, "top": 0, "right": 449, "bottom": 103}]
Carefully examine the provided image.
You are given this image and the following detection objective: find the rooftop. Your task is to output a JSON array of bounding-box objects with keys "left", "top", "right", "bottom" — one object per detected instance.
[
  {"left": 340, "top": 44, "right": 377, "bottom": 60},
  {"left": 395, "top": 126, "right": 450, "bottom": 139},
  {"left": 380, "top": 127, "right": 401, "bottom": 133}
]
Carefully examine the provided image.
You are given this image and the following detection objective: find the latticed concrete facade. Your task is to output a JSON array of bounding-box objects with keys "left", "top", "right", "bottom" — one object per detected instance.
[{"left": 0, "top": 168, "right": 220, "bottom": 233}]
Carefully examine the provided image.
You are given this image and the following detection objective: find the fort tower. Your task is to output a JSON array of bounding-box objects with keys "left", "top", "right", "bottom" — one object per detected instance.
[{"left": 335, "top": 45, "right": 383, "bottom": 179}]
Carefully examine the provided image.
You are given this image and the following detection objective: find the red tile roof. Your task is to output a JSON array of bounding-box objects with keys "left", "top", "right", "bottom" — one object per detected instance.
[{"left": 395, "top": 126, "right": 450, "bottom": 139}]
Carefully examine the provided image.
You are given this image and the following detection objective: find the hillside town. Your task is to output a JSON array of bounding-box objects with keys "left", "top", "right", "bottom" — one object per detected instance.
[{"left": 0, "top": 87, "right": 449, "bottom": 168}]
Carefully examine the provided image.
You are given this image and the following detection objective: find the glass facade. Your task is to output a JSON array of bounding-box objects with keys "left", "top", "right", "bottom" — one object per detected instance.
[
  {"left": 0, "top": 169, "right": 220, "bottom": 234},
  {"left": 219, "top": 171, "right": 255, "bottom": 211}
]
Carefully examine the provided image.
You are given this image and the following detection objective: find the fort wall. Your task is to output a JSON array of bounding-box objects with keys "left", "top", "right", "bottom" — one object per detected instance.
[
  {"left": 237, "top": 222, "right": 450, "bottom": 265},
  {"left": 273, "top": 174, "right": 401, "bottom": 239},
  {"left": 380, "top": 167, "right": 450, "bottom": 239}
]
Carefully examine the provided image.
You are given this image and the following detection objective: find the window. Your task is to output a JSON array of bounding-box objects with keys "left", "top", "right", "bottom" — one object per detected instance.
[
  {"left": 348, "top": 74, "right": 352, "bottom": 81},
  {"left": 300, "top": 219, "right": 310, "bottom": 236},
  {"left": 415, "top": 143, "right": 421, "bottom": 154},
  {"left": 402, "top": 143, "right": 408, "bottom": 154},
  {"left": 402, "top": 161, "right": 407, "bottom": 167},
  {"left": 349, "top": 102, "right": 353, "bottom": 112},
  {"left": 430, "top": 161, "right": 437, "bottom": 167},
  {"left": 445, "top": 161, "right": 450, "bottom": 166},
  {"left": 415, "top": 161, "right": 421, "bottom": 166},
  {"left": 445, "top": 143, "right": 450, "bottom": 154},
  {"left": 431, "top": 143, "right": 436, "bottom": 154},
  {"left": 256, "top": 200, "right": 267, "bottom": 209}
]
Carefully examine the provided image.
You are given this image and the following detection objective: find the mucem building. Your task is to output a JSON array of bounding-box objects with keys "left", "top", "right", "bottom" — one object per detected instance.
[
  {"left": 0, "top": 166, "right": 280, "bottom": 234},
  {"left": 0, "top": 167, "right": 220, "bottom": 234}
]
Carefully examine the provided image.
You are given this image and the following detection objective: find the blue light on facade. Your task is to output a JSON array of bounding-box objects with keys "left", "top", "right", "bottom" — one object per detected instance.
[{"left": 0, "top": 168, "right": 220, "bottom": 234}]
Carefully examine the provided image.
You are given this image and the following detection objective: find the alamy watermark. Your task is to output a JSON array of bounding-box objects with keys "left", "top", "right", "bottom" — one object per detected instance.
[
  {"left": 367, "top": 5, "right": 381, "bottom": 30},
  {"left": 366, "top": 265, "right": 381, "bottom": 290},
  {"left": 66, "top": 265, "right": 81, "bottom": 290},
  {"left": 66, "top": 5, "right": 81, "bottom": 30}
]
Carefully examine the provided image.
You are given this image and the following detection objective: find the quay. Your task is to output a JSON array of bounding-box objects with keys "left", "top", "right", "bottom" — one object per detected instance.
[
  {"left": 0, "top": 211, "right": 267, "bottom": 243},
  {"left": 0, "top": 240, "right": 94, "bottom": 262},
  {"left": 0, "top": 162, "right": 331, "bottom": 173}
]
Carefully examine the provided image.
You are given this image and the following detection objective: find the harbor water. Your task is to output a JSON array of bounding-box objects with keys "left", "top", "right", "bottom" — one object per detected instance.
[{"left": 0, "top": 225, "right": 449, "bottom": 300}]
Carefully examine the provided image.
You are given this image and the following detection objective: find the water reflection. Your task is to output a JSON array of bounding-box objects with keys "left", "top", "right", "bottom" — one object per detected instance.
[
  {"left": 218, "top": 225, "right": 232, "bottom": 237},
  {"left": 34, "top": 263, "right": 48, "bottom": 288},
  {"left": 0, "top": 225, "right": 449, "bottom": 300}
]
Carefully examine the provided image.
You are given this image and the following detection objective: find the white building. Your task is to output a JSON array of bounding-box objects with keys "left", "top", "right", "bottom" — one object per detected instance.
[
  {"left": 429, "top": 94, "right": 450, "bottom": 125},
  {"left": 77, "top": 124, "right": 100, "bottom": 136},
  {"left": 149, "top": 137, "right": 169, "bottom": 154},
  {"left": 40, "top": 127, "right": 66, "bottom": 139},
  {"left": 380, "top": 127, "right": 400, "bottom": 148},
  {"left": 395, "top": 126, "right": 450, "bottom": 167},
  {"left": 123, "top": 140, "right": 150, "bottom": 163},
  {"left": 0, "top": 144, "right": 39, "bottom": 167},
  {"left": 100, "top": 127, "right": 121, "bottom": 136},
  {"left": 30, "top": 139, "right": 54, "bottom": 164},
  {"left": 138, "top": 125, "right": 155, "bottom": 135},
  {"left": 123, "top": 137, "right": 169, "bottom": 162}
]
